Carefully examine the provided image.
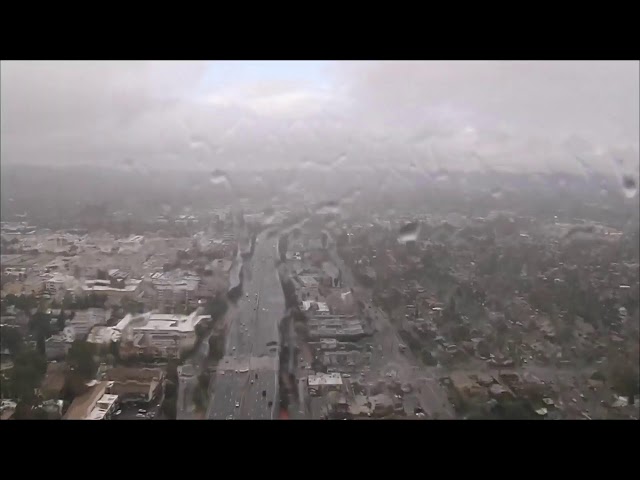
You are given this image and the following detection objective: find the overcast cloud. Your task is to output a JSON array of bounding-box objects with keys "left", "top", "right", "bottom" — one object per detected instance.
[{"left": 1, "top": 60, "right": 638, "bottom": 176}]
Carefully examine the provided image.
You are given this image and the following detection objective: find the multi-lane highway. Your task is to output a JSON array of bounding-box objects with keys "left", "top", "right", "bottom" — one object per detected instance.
[{"left": 207, "top": 230, "right": 285, "bottom": 419}]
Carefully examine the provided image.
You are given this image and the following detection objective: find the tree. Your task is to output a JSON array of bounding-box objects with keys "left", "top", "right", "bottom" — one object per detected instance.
[
  {"left": 62, "top": 371, "right": 90, "bottom": 402},
  {"left": 57, "top": 310, "right": 67, "bottom": 330},
  {"left": 162, "top": 397, "right": 177, "bottom": 419},
  {"left": 4, "top": 293, "right": 18, "bottom": 306},
  {"left": 0, "top": 326, "right": 23, "bottom": 355},
  {"left": 609, "top": 360, "right": 640, "bottom": 405},
  {"left": 197, "top": 372, "right": 209, "bottom": 391},
  {"left": 205, "top": 295, "right": 228, "bottom": 322},
  {"left": 62, "top": 292, "right": 74, "bottom": 309},
  {"left": 166, "top": 359, "right": 179, "bottom": 384},
  {"left": 164, "top": 380, "right": 177, "bottom": 398},
  {"left": 421, "top": 348, "right": 437, "bottom": 366},
  {"left": 194, "top": 321, "right": 208, "bottom": 339},
  {"left": 208, "top": 334, "right": 225, "bottom": 361},
  {"left": 30, "top": 311, "right": 52, "bottom": 355},
  {"left": 476, "top": 340, "right": 491, "bottom": 358},
  {"left": 193, "top": 384, "right": 206, "bottom": 411},
  {"left": 9, "top": 349, "right": 47, "bottom": 403},
  {"left": 13, "top": 401, "right": 35, "bottom": 419},
  {"left": 67, "top": 341, "right": 97, "bottom": 379},
  {"left": 492, "top": 399, "right": 538, "bottom": 420}
]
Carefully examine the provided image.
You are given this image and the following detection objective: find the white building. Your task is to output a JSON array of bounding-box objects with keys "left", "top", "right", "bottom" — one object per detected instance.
[
  {"left": 44, "top": 273, "right": 80, "bottom": 299},
  {"left": 81, "top": 278, "right": 143, "bottom": 305},
  {"left": 87, "top": 326, "right": 121, "bottom": 346},
  {"left": 308, "top": 373, "right": 343, "bottom": 396},
  {"left": 63, "top": 381, "right": 118, "bottom": 420},
  {"left": 115, "top": 310, "right": 210, "bottom": 358},
  {"left": 301, "top": 300, "right": 330, "bottom": 315},
  {"left": 117, "top": 235, "right": 145, "bottom": 254}
]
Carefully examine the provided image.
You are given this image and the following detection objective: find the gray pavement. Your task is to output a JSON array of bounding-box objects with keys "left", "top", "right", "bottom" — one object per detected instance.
[{"left": 207, "top": 230, "right": 285, "bottom": 419}]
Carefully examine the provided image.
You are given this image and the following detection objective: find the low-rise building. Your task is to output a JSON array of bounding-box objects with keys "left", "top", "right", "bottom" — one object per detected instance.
[
  {"left": 86, "top": 325, "right": 121, "bottom": 350},
  {"left": 81, "top": 279, "right": 143, "bottom": 305},
  {"left": 103, "top": 367, "right": 164, "bottom": 404},
  {"left": 44, "top": 273, "right": 80, "bottom": 300},
  {"left": 45, "top": 328, "right": 75, "bottom": 360},
  {"left": 62, "top": 380, "right": 118, "bottom": 420},
  {"left": 449, "top": 371, "right": 488, "bottom": 403},
  {"left": 301, "top": 300, "right": 330, "bottom": 315},
  {"left": 68, "top": 308, "right": 109, "bottom": 340},
  {"left": 307, "top": 317, "right": 366, "bottom": 340},
  {"left": 308, "top": 372, "right": 343, "bottom": 396},
  {"left": 0, "top": 312, "right": 30, "bottom": 334}
]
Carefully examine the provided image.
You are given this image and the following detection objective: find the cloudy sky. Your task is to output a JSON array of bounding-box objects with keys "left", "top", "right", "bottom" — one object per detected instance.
[{"left": 1, "top": 60, "right": 638, "bottom": 175}]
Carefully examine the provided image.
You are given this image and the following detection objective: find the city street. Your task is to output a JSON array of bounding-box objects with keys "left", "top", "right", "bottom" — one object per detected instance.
[{"left": 207, "top": 230, "right": 285, "bottom": 419}]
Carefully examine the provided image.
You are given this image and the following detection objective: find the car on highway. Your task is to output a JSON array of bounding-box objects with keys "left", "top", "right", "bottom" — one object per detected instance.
[
  {"left": 226, "top": 415, "right": 233, "bottom": 420},
  {"left": 235, "top": 401, "right": 240, "bottom": 408}
]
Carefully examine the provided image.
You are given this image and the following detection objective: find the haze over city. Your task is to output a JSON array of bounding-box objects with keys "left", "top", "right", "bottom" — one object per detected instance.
[
  {"left": 0, "top": 60, "right": 638, "bottom": 421},
  {"left": 2, "top": 61, "right": 638, "bottom": 175}
]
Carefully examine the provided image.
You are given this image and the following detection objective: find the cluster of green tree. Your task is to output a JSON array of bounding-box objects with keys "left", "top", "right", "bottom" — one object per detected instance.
[
  {"left": 609, "top": 355, "right": 640, "bottom": 405},
  {"left": 66, "top": 340, "right": 98, "bottom": 380},
  {"left": 61, "top": 292, "right": 107, "bottom": 310},
  {"left": 278, "top": 234, "right": 289, "bottom": 262},
  {"left": 205, "top": 295, "right": 228, "bottom": 323},
  {"left": 208, "top": 334, "right": 225, "bottom": 362},
  {"left": 0, "top": 326, "right": 24, "bottom": 356},
  {"left": 3, "top": 293, "right": 39, "bottom": 312},
  {"left": 193, "top": 372, "right": 210, "bottom": 412},
  {"left": 161, "top": 359, "right": 178, "bottom": 419},
  {"left": 458, "top": 396, "right": 539, "bottom": 420},
  {"left": 2, "top": 348, "right": 47, "bottom": 404}
]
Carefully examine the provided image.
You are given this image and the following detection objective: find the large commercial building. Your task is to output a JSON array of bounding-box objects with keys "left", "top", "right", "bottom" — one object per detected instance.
[{"left": 115, "top": 310, "right": 210, "bottom": 359}]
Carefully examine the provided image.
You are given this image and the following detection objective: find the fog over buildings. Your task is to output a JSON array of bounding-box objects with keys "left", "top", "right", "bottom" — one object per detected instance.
[
  {"left": 1, "top": 61, "right": 638, "bottom": 176},
  {"left": 0, "top": 61, "right": 638, "bottom": 421}
]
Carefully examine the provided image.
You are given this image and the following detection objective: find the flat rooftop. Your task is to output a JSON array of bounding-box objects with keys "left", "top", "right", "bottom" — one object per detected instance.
[
  {"left": 308, "top": 373, "right": 343, "bottom": 387},
  {"left": 115, "top": 311, "right": 210, "bottom": 333},
  {"left": 87, "top": 394, "right": 119, "bottom": 420}
]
